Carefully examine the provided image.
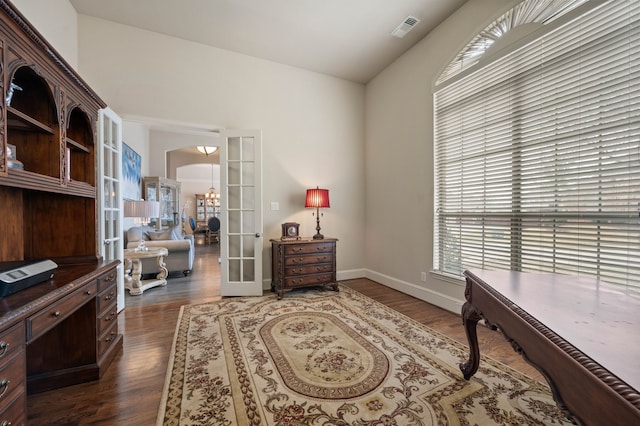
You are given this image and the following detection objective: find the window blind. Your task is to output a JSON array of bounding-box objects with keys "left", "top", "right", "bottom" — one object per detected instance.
[{"left": 434, "top": 0, "right": 640, "bottom": 288}]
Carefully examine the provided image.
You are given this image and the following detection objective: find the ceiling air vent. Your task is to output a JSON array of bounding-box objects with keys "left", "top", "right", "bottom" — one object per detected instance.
[{"left": 391, "top": 15, "right": 421, "bottom": 38}]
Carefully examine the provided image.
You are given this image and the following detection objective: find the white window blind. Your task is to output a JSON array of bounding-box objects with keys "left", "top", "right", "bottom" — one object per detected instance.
[{"left": 434, "top": 0, "right": 640, "bottom": 288}]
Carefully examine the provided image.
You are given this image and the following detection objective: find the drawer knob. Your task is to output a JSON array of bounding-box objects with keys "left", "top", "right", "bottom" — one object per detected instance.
[
  {"left": 0, "top": 420, "right": 11, "bottom": 426},
  {"left": 0, "top": 342, "right": 8, "bottom": 358},
  {"left": 0, "top": 379, "right": 9, "bottom": 398},
  {"left": 52, "top": 311, "right": 61, "bottom": 318},
  {"left": 85, "top": 290, "right": 92, "bottom": 296}
]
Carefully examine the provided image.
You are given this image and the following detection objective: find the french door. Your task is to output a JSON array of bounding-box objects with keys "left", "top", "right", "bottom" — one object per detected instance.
[
  {"left": 220, "top": 130, "right": 263, "bottom": 296},
  {"left": 97, "top": 107, "right": 125, "bottom": 311}
]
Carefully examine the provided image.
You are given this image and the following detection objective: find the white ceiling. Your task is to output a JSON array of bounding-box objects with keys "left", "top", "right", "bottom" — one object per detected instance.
[{"left": 69, "top": 0, "right": 466, "bottom": 84}]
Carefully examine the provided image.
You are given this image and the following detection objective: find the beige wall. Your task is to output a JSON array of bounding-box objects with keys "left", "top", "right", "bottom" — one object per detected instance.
[
  {"left": 73, "top": 17, "right": 366, "bottom": 281},
  {"left": 364, "top": 0, "right": 520, "bottom": 312},
  {"left": 11, "top": 0, "right": 78, "bottom": 69},
  {"left": 12, "top": 0, "right": 523, "bottom": 312},
  {"left": 11, "top": 5, "right": 366, "bottom": 283}
]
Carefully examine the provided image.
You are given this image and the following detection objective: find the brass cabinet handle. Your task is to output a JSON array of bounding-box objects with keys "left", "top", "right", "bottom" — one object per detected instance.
[
  {"left": 0, "top": 420, "right": 11, "bottom": 426},
  {"left": 0, "top": 379, "right": 9, "bottom": 398},
  {"left": 0, "top": 342, "right": 8, "bottom": 358}
]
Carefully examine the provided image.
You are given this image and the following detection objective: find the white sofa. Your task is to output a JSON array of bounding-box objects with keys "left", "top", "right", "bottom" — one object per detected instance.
[{"left": 125, "top": 225, "right": 195, "bottom": 276}]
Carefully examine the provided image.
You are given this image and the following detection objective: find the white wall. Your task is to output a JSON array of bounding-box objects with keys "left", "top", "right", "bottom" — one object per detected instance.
[
  {"left": 364, "top": 0, "right": 520, "bottom": 312},
  {"left": 75, "top": 16, "right": 366, "bottom": 280},
  {"left": 11, "top": 0, "right": 78, "bottom": 69},
  {"left": 12, "top": 0, "right": 523, "bottom": 312}
]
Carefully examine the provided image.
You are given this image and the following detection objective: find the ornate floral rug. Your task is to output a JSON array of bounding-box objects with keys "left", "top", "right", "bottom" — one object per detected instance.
[{"left": 157, "top": 286, "right": 571, "bottom": 425}]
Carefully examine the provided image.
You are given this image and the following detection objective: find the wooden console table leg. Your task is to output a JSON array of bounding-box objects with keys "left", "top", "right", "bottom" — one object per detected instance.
[{"left": 460, "top": 301, "right": 482, "bottom": 380}]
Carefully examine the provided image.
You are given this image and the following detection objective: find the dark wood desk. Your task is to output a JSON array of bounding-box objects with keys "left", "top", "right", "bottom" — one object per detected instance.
[
  {"left": 0, "top": 261, "right": 122, "bottom": 423},
  {"left": 460, "top": 269, "right": 640, "bottom": 426}
]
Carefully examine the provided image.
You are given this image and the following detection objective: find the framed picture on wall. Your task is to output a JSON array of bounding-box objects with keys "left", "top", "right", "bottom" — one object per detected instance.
[{"left": 122, "top": 142, "right": 142, "bottom": 200}]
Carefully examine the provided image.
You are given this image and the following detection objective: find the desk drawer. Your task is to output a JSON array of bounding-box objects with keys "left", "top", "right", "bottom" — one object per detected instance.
[
  {"left": 0, "top": 323, "right": 24, "bottom": 366},
  {"left": 26, "top": 282, "right": 97, "bottom": 341},
  {"left": 0, "top": 352, "right": 25, "bottom": 415},
  {"left": 285, "top": 264, "right": 333, "bottom": 276},
  {"left": 97, "top": 304, "right": 118, "bottom": 336},
  {"left": 284, "top": 254, "right": 333, "bottom": 266},
  {"left": 284, "top": 242, "right": 333, "bottom": 255},
  {"left": 97, "top": 270, "right": 117, "bottom": 293},
  {"left": 285, "top": 273, "right": 334, "bottom": 288},
  {"left": 98, "top": 322, "right": 118, "bottom": 357},
  {"left": 0, "top": 391, "right": 25, "bottom": 426},
  {"left": 97, "top": 286, "right": 117, "bottom": 314}
]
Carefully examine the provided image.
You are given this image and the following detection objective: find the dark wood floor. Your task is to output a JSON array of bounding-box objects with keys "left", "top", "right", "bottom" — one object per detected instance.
[{"left": 27, "top": 243, "right": 543, "bottom": 425}]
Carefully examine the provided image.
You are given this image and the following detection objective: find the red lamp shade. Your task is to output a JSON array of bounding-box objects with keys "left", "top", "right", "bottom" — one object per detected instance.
[
  {"left": 305, "top": 187, "right": 330, "bottom": 239},
  {"left": 305, "top": 188, "right": 330, "bottom": 209}
]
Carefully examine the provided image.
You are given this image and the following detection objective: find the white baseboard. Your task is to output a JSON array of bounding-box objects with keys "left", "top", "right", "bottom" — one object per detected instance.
[
  {"left": 364, "top": 270, "right": 465, "bottom": 315},
  {"left": 263, "top": 268, "right": 465, "bottom": 315}
]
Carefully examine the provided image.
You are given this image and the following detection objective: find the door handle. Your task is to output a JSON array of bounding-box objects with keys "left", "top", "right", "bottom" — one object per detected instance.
[
  {"left": 255, "top": 233, "right": 261, "bottom": 238},
  {"left": 104, "top": 240, "right": 111, "bottom": 245}
]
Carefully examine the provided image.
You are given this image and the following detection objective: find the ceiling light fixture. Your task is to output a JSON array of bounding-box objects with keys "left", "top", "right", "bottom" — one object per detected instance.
[{"left": 196, "top": 146, "right": 217, "bottom": 156}]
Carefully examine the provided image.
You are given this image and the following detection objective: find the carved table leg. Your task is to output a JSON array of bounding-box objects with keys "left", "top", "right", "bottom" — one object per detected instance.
[
  {"left": 123, "top": 257, "right": 133, "bottom": 287},
  {"left": 460, "top": 301, "right": 483, "bottom": 380},
  {"left": 128, "top": 258, "right": 144, "bottom": 295},
  {"left": 156, "top": 254, "right": 168, "bottom": 283}
]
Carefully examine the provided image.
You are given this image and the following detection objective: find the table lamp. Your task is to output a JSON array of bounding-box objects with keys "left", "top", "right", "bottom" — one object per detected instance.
[
  {"left": 124, "top": 199, "right": 160, "bottom": 251},
  {"left": 305, "top": 187, "right": 330, "bottom": 239}
]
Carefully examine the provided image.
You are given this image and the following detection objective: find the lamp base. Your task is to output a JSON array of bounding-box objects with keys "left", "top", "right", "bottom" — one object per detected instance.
[{"left": 312, "top": 233, "right": 324, "bottom": 240}]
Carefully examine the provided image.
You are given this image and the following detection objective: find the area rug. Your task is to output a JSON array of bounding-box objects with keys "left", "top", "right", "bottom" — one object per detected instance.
[{"left": 157, "top": 285, "right": 571, "bottom": 425}]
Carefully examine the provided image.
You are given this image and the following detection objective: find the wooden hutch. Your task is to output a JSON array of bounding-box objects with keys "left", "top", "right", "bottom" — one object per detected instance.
[{"left": 0, "top": 1, "right": 122, "bottom": 424}]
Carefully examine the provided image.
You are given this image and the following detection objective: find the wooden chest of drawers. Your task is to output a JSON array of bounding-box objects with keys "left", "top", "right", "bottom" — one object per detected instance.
[{"left": 270, "top": 238, "right": 338, "bottom": 299}]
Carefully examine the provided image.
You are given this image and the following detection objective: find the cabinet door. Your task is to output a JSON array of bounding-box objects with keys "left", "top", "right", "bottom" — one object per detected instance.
[{"left": 97, "top": 107, "right": 125, "bottom": 312}]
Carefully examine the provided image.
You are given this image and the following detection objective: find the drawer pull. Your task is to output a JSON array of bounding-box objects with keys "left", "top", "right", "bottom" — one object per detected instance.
[
  {"left": 105, "top": 291, "right": 115, "bottom": 301},
  {"left": 85, "top": 290, "right": 92, "bottom": 296},
  {"left": 0, "top": 342, "right": 8, "bottom": 358},
  {"left": 52, "top": 311, "right": 61, "bottom": 318},
  {"left": 105, "top": 312, "right": 116, "bottom": 321},
  {"left": 105, "top": 331, "right": 117, "bottom": 342},
  {"left": 0, "top": 379, "right": 9, "bottom": 398},
  {"left": 0, "top": 420, "right": 11, "bottom": 426}
]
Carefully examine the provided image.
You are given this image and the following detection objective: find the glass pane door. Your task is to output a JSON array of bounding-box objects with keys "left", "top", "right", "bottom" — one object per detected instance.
[
  {"left": 98, "top": 107, "right": 124, "bottom": 311},
  {"left": 220, "top": 130, "right": 263, "bottom": 296}
]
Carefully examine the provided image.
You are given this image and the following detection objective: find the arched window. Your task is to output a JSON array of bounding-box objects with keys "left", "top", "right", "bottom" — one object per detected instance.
[{"left": 433, "top": 0, "right": 640, "bottom": 288}]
